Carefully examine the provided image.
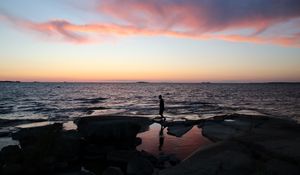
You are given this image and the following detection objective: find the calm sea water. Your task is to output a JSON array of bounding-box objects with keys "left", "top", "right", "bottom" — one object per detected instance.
[{"left": 0, "top": 83, "right": 299, "bottom": 122}]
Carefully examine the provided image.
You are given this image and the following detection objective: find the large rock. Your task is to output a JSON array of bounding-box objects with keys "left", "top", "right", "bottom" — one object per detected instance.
[
  {"left": 159, "top": 141, "right": 255, "bottom": 175},
  {"left": 1, "top": 163, "right": 23, "bottom": 175},
  {"left": 10, "top": 123, "right": 84, "bottom": 174},
  {"left": 76, "top": 116, "right": 152, "bottom": 148},
  {"left": 0, "top": 145, "right": 22, "bottom": 163},
  {"left": 12, "top": 123, "right": 62, "bottom": 148},
  {"left": 236, "top": 117, "right": 300, "bottom": 164},
  {"left": 102, "top": 166, "right": 124, "bottom": 175},
  {"left": 107, "top": 150, "right": 139, "bottom": 163},
  {"left": 127, "top": 156, "right": 154, "bottom": 175},
  {"left": 22, "top": 129, "right": 82, "bottom": 173},
  {"left": 201, "top": 115, "right": 266, "bottom": 142},
  {"left": 8, "top": 123, "right": 64, "bottom": 174},
  {"left": 202, "top": 121, "right": 241, "bottom": 141},
  {"left": 264, "top": 159, "right": 300, "bottom": 175},
  {"left": 0, "top": 145, "right": 23, "bottom": 175},
  {"left": 160, "top": 115, "right": 300, "bottom": 175},
  {"left": 54, "top": 130, "right": 82, "bottom": 160}
]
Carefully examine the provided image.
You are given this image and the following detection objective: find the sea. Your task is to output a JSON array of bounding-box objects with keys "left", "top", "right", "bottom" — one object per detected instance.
[{"left": 0, "top": 82, "right": 299, "bottom": 122}]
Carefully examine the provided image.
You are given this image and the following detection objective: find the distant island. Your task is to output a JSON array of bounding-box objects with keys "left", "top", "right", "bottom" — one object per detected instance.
[
  {"left": 136, "top": 81, "right": 149, "bottom": 84},
  {"left": 266, "top": 82, "right": 300, "bottom": 84},
  {"left": 0, "top": 81, "right": 21, "bottom": 83}
]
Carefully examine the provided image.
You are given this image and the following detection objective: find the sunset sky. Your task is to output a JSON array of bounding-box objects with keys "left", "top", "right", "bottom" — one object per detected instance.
[{"left": 0, "top": 0, "right": 300, "bottom": 82}]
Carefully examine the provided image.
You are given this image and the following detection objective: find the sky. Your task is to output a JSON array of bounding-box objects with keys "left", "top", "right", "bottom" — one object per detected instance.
[{"left": 0, "top": 0, "right": 300, "bottom": 82}]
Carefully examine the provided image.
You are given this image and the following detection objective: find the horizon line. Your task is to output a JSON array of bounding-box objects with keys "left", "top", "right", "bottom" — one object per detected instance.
[{"left": 1, "top": 80, "right": 299, "bottom": 84}]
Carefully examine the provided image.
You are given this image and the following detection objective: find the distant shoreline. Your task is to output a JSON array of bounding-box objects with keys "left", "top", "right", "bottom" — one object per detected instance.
[
  {"left": 0, "top": 81, "right": 299, "bottom": 84},
  {"left": 0, "top": 81, "right": 21, "bottom": 83}
]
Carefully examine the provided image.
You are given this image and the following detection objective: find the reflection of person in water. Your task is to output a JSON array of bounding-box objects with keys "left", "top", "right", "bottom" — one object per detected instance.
[
  {"left": 159, "top": 125, "right": 165, "bottom": 151},
  {"left": 159, "top": 95, "right": 165, "bottom": 120}
]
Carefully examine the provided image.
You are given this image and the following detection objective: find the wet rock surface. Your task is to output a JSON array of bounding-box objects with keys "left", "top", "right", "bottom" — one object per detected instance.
[
  {"left": 1, "top": 114, "right": 300, "bottom": 175},
  {"left": 160, "top": 114, "right": 300, "bottom": 175},
  {"left": 0, "top": 116, "right": 156, "bottom": 175}
]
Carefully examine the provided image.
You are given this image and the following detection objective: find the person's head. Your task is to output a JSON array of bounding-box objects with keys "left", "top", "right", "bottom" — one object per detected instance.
[{"left": 159, "top": 95, "right": 162, "bottom": 99}]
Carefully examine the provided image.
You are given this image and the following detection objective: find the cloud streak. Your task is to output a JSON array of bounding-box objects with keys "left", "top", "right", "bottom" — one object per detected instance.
[
  {"left": 100, "top": 0, "right": 300, "bottom": 33},
  {"left": 1, "top": 0, "right": 300, "bottom": 46}
]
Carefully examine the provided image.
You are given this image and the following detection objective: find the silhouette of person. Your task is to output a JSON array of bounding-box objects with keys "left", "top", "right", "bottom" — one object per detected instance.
[
  {"left": 159, "top": 95, "right": 165, "bottom": 120},
  {"left": 159, "top": 125, "right": 165, "bottom": 151}
]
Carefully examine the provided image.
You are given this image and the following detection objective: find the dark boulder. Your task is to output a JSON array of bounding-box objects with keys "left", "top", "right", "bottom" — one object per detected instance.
[
  {"left": 0, "top": 145, "right": 23, "bottom": 175},
  {"left": 53, "top": 130, "right": 82, "bottom": 163},
  {"left": 10, "top": 123, "right": 84, "bottom": 174},
  {"left": 1, "top": 163, "right": 23, "bottom": 175},
  {"left": 12, "top": 123, "right": 62, "bottom": 148},
  {"left": 201, "top": 115, "right": 260, "bottom": 142},
  {"left": 161, "top": 115, "right": 300, "bottom": 175},
  {"left": 102, "top": 166, "right": 124, "bottom": 175},
  {"left": 159, "top": 141, "right": 255, "bottom": 175},
  {"left": 107, "top": 150, "right": 139, "bottom": 163},
  {"left": 127, "top": 156, "right": 154, "bottom": 175},
  {"left": 0, "top": 145, "right": 22, "bottom": 164},
  {"left": 76, "top": 116, "right": 152, "bottom": 148}
]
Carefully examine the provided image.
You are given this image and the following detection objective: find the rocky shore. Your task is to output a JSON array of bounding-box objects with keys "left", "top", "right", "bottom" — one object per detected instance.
[{"left": 0, "top": 114, "right": 300, "bottom": 175}]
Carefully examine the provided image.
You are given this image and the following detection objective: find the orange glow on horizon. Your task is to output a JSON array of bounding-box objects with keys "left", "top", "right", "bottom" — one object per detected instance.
[{"left": 1, "top": 65, "right": 299, "bottom": 82}]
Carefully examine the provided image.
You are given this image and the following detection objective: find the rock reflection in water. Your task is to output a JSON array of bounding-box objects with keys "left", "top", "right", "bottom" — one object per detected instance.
[{"left": 137, "top": 123, "right": 212, "bottom": 160}]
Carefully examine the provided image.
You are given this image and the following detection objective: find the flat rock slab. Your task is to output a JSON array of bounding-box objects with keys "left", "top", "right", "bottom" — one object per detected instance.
[
  {"left": 201, "top": 118, "right": 254, "bottom": 142},
  {"left": 202, "top": 122, "right": 240, "bottom": 141},
  {"left": 75, "top": 115, "right": 153, "bottom": 148},
  {"left": 159, "top": 141, "right": 255, "bottom": 175},
  {"left": 236, "top": 119, "right": 300, "bottom": 163},
  {"left": 160, "top": 140, "right": 300, "bottom": 175},
  {"left": 12, "top": 122, "right": 62, "bottom": 139},
  {"left": 161, "top": 115, "right": 300, "bottom": 175},
  {"left": 201, "top": 115, "right": 270, "bottom": 142},
  {"left": 75, "top": 115, "right": 153, "bottom": 133}
]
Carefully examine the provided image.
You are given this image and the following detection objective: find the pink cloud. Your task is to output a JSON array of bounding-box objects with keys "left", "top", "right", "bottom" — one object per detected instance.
[
  {"left": 99, "top": 0, "right": 300, "bottom": 34},
  {"left": 1, "top": 0, "right": 300, "bottom": 46}
]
